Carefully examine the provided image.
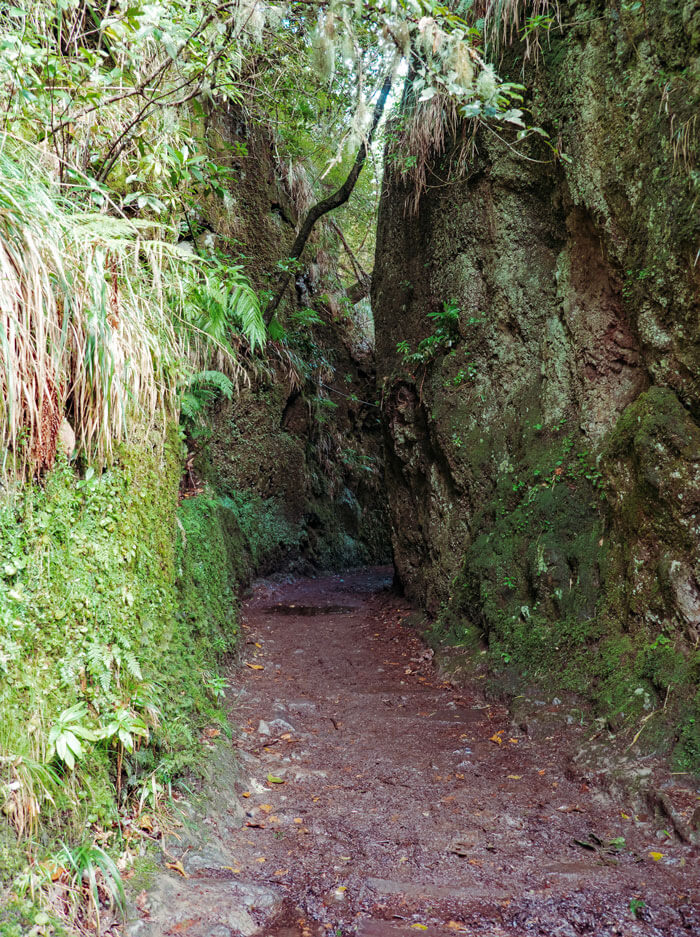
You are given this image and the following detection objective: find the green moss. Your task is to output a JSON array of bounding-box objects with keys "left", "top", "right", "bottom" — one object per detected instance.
[
  {"left": 128, "top": 851, "right": 162, "bottom": 896},
  {"left": 0, "top": 429, "right": 272, "bottom": 920},
  {"left": 176, "top": 495, "right": 246, "bottom": 651},
  {"left": 0, "top": 898, "right": 69, "bottom": 937}
]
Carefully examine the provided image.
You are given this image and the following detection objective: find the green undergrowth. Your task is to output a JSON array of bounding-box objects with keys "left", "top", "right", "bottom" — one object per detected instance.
[
  {"left": 0, "top": 430, "right": 261, "bottom": 931},
  {"left": 425, "top": 410, "right": 700, "bottom": 772}
]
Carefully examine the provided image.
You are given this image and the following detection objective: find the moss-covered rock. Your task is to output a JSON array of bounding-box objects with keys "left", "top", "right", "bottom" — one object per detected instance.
[
  {"left": 0, "top": 428, "right": 275, "bottom": 918},
  {"left": 373, "top": 0, "right": 700, "bottom": 767},
  {"left": 190, "top": 108, "right": 391, "bottom": 570}
]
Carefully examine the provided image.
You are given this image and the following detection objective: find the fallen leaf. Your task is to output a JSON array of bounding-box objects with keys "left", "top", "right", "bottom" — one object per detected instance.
[
  {"left": 241, "top": 791, "right": 250, "bottom": 798},
  {"left": 203, "top": 727, "right": 220, "bottom": 738},
  {"left": 245, "top": 820, "right": 265, "bottom": 828},
  {"left": 294, "top": 818, "right": 303, "bottom": 824},
  {"left": 489, "top": 732, "right": 504, "bottom": 745},
  {"left": 508, "top": 738, "right": 519, "bottom": 744},
  {"left": 506, "top": 775, "right": 523, "bottom": 780},
  {"left": 275, "top": 868, "right": 289, "bottom": 875},
  {"left": 255, "top": 642, "right": 262, "bottom": 648},
  {"left": 621, "top": 812, "right": 630, "bottom": 820},
  {"left": 410, "top": 925, "right": 428, "bottom": 931},
  {"left": 446, "top": 922, "right": 465, "bottom": 931},
  {"left": 267, "top": 774, "right": 284, "bottom": 784},
  {"left": 259, "top": 803, "right": 273, "bottom": 813},
  {"left": 222, "top": 866, "right": 241, "bottom": 874},
  {"left": 256, "top": 856, "right": 266, "bottom": 863},
  {"left": 166, "top": 860, "right": 189, "bottom": 878},
  {"left": 136, "top": 890, "right": 149, "bottom": 912},
  {"left": 171, "top": 919, "right": 197, "bottom": 932},
  {"left": 245, "top": 663, "right": 264, "bottom": 670},
  {"left": 538, "top": 769, "right": 545, "bottom": 775},
  {"left": 649, "top": 851, "right": 664, "bottom": 862}
]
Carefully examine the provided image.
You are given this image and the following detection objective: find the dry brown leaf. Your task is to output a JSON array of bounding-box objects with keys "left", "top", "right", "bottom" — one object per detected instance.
[
  {"left": 166, "top": 860, "right": 189, "bottom": 878},
  {"left": 245, "top": 663, "right": 264, "bottom": 670}
]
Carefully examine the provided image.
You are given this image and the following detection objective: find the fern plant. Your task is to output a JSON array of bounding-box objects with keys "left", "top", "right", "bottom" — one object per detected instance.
[
  {"left": 83, "top": 637, "right": 143, "bottom": 698},
  {"left": 180, "top": 369, "right": 235, "bottom": 427},
  {"left": 183, "top": 256, "right": 267, "bottom": 362}
]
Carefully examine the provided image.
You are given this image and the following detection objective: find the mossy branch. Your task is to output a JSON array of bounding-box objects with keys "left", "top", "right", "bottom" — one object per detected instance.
[{"left": 264, "top": 72, "right": 393, "bottom": 325}]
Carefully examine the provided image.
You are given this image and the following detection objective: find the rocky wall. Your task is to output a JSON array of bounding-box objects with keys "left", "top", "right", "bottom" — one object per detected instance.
[
  {"left": 194, "top": 105, "right": 389, "bottom": 571},
  {"left": 372, "top": 0, "right": 700, "bottom": 766}
]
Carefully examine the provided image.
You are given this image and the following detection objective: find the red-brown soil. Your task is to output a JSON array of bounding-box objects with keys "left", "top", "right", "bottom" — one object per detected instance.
[{"left": 130, "top": 567, "right": 699, "bottom": 937}]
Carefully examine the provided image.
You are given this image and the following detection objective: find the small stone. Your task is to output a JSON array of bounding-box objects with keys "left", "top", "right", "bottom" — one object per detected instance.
[{"left": 257, "top": 720, "right": 271, "bottom": 735}]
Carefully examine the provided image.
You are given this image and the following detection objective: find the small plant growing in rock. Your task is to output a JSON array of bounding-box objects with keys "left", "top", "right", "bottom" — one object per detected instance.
[{"left": 396, "top": 300, "right": 461, "bottom": 367}]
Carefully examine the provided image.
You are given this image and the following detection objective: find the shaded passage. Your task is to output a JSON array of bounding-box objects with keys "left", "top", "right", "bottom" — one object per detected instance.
[{"left": 137, "top": 569, "right": 699, "bottom": 937}]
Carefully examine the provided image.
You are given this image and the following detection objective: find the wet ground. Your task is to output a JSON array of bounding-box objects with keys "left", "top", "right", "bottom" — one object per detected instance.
[{"left": 128, "top": 567, "right": 699, "bottom": 937}]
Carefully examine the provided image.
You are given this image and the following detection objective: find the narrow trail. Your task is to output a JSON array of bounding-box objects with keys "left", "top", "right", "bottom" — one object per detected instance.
[{"left": 135, "top": 568, "right": 699, "bottom": 937}]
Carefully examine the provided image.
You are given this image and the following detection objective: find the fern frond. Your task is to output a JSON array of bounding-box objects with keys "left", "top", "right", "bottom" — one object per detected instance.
[
  {"left": 229, "top": 283, "right": 266, "bottom": 353},
  {"left": 189, "top": 370, "right": 234, "bottom": 400},
  {"left": 123, "top": 650, "right": 142, "bottom": 681},
  {"left": 179, "top": 392, "right": 202, "bottom": 419}
]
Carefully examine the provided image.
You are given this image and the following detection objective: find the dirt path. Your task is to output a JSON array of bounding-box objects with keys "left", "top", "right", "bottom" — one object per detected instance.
[{"left": 130, "top": 568, "right": 699, "bottom": 937}]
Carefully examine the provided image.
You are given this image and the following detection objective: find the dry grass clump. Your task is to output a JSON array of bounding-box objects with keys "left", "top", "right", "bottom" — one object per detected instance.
[
  {"left": 474, "top": 0, "right": 561, "bottom": 48},
  {"left": 387, "top": 93, "right": 475, "bottom": 214},
  {"left": 0, "top": 144, "right": 181, "bottom": 478}
]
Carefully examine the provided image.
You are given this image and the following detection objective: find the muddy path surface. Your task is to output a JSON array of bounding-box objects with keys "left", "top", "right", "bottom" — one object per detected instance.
[{"left": 130, "top": 568, "right": 699, "bottom": 937}]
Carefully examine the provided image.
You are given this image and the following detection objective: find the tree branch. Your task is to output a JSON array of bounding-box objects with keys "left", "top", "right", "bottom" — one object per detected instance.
[
  {"left": 345, "top": 275, "right": 372, "bottom": 305},
  {"left": 263, "top": 72, "right": 393, "bottom": 325}
]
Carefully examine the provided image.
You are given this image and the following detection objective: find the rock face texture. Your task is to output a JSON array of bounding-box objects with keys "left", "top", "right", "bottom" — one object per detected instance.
[
  {"left": 373, "top": 1, "right": 700, "bottom": 765},
  {"left": 194, "top": 106, "right": 389, "bottom": 571}
]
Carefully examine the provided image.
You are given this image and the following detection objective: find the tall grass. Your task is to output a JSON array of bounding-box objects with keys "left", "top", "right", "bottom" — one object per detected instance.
[
  {"left": 0, "top": 141, "right": 266, "bottom": 478},
  {"left": 0, "top": 144, "right": 180, "bottom": 476}
]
